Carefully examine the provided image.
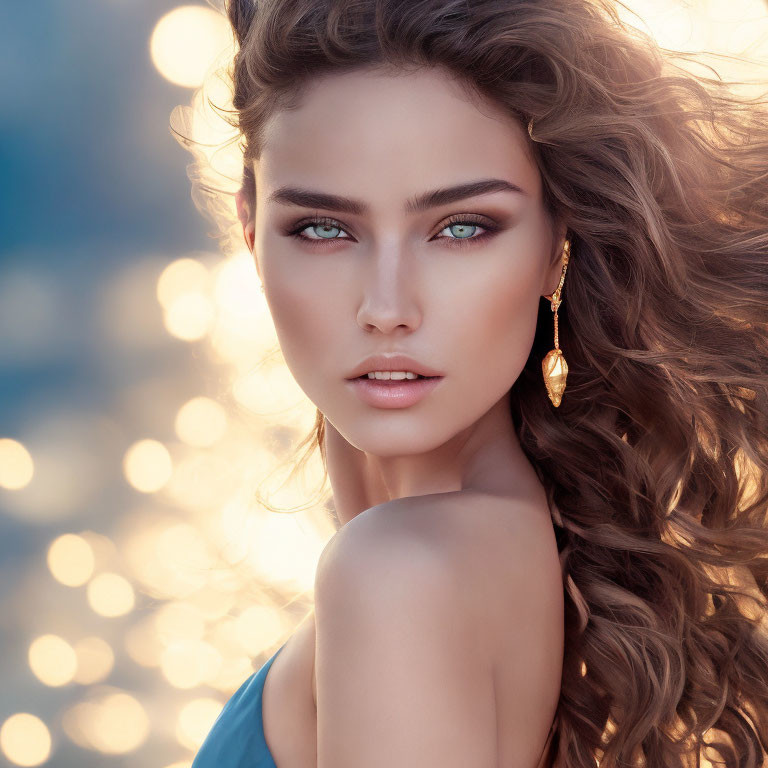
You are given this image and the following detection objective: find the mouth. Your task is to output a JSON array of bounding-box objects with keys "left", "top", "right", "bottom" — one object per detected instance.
[
  {"left": 346, "top": 374, "right": 445, "bottom": 409},
  {"left": 352, "top": 374, "right": 439, "bottom": 380}
]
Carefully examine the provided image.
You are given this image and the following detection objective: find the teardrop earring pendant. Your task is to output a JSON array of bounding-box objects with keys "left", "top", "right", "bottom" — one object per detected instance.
[{"left": 542, "top": 241, "right": 571, "bottom": 407}]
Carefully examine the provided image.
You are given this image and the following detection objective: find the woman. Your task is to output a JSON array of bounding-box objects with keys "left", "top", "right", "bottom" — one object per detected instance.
[{"left": 175, "top": 0, "right": 768, "bottom": 765}]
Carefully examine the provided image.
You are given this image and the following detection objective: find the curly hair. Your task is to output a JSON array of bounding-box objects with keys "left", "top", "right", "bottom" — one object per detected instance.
[{"left": 170, "top": 0, "right": 768, "bottom": 765}]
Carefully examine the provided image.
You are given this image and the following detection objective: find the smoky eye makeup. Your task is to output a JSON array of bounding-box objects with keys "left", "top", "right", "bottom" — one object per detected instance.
[{"left": 282, "top": 212, "right": 503, "bottom": 249}]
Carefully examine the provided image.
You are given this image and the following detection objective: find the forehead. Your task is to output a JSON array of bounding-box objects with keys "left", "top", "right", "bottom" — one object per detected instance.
[{"left": 255, "top": 66, "right": 540, "bottom": 206}]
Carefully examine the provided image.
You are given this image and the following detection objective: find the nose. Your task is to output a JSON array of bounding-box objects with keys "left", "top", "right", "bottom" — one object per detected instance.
[{"left": 355, "top": 249, "right": 422, "bottom": 335}]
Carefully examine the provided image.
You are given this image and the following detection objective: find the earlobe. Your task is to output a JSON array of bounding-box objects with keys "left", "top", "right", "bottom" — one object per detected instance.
[
  {"left": 235, "top": 190, "right": 255, "bottom": 253},
  {"left": 244, "top": 222, "right": 255, "bottom": 253}
]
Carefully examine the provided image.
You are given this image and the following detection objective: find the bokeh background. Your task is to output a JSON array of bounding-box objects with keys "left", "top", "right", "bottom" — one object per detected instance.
[{"left": 1, "top": 1, "right": 767, "bottom": 766}]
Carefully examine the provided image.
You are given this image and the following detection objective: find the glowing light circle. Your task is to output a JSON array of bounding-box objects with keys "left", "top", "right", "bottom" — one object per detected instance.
[{"left": 150, "top": 6, "right": 232, "bottom": 88}]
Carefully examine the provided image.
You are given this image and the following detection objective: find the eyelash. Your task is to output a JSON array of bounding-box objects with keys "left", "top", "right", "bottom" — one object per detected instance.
[{"left": 286, "top": 214, "right": 499, "bottom": 249}]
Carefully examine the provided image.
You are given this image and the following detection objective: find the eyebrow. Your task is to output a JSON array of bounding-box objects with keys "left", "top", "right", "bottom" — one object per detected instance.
[{"left": 266, "top": 178, "right": 527, "bottom": 215}]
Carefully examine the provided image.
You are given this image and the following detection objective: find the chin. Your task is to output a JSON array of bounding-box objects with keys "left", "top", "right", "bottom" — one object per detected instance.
[{"left": 339, "top": 419, "right": 455, "bottom": 456}]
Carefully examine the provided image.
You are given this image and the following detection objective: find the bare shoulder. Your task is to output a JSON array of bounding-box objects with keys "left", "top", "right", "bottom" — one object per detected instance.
[
  {"left": 318, "top": 489, "right": 563, "bottom": 641},
  {"left": 313, "top": 490, "right": 564, "bottom": 768},
  {"left": 321, "top": 487, "right": 559, "bottom": 559}
]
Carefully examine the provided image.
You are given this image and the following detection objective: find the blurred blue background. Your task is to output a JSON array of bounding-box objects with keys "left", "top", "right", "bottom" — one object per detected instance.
[{"left": 0, "top": 3, "right": 332, "bottom": 766}]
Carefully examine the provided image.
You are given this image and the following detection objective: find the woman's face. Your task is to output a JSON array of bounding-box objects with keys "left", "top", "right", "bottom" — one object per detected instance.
[{"left": 239, "top": 65, "right": 566, "bottom": 457}]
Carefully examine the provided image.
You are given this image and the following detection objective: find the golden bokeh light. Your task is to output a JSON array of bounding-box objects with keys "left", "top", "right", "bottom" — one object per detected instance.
[
  {"left": 73, "top": 636, "right": 115, "bottom": 685},
  {"left": 208, "top": 655, "right": 254, "bottom": 692},
  {"left": 0, "top": 437, "right": 101, "bottom": 522},
  {"left": 79, "top": 530, "right": 119, "bottom": 570},
  {"left": 154, "top": 256, "right": 216, "bottom": 339},
  {"left": 231, "top": 361, "right": 311, "bottom": 419},
  {"left": 233, "top": 605, "right": 284, "bottom": 656},
  {"left": 123, "top": 438, "right": 173, "bottom": 493},
  {"left": 124, "top": 615, "right": 164, "bottom": 669},
  {"left": 150, "top": 6, "right": 232, "bottom": 89},
  {"left": 216, "top": 501, "right": 260, "bottom": 565},
  {"left": 157, "top": 257, "right": 211, "bottom": 310},
  {"left": 165, "top": 451, "right": 240, "bottom": 512},
  {"left": 87, "top": 572, "right": 136, "bottom": 618},
  {"left": 160, "top": 639, "right": 223, "bottom": 689},
  {"left": 176, "top": 698, "right": 224, "bottom": 751},
  {"left": 208, "top": 307, "right": 280, "bottom": 370},
  {"left": 28, "top": 634, "right": 77, "bottom": 687},
  {"left": 47, "top": 533, "right": 95, "bottom": 586},
  {"left": 123, "top": 520, "right": 210, "bottom": 600},
  {"left": 256, "top": 448, "right": 327, "bottom": 516},
  {"left": 0, "top": 438, "right": 34, "bottom": 490},
  {"left": 245, "top": 510, "right": 323, "bottom": 590},
  {"left": 155, "top": 601, "right": 207, "bottom": 645},
  {"left": 0, "top": 432, "right": 103, "bottom": 522},
  {"left": 186, "top": 583, "right": 237, "bottom": 622},
  {"left": 157, "top": 522, "right": 214, "bottom": 578},
  {"left": 163, "top": 762, "right": 193, "bottom": 768},
  {"left": 175, "top": 396, "right": 228, "bottom": 447},
  {"left": 62, "top": 690, "right": 149, "bottom": 754},
  {"left": 209, "top": 616, "right": 244, "bottom": 659},
  {"left": 212, "top": 251, "right": 264, "bottom": 319},
  {"left": 164, "top": 292, "right": 215, "bottom": 341},
  {"left": 208, "top": 252, "right": 280, "bottom": 370},
  {"left": 0, "top": 713, "right": 51, "bottom": 767}
]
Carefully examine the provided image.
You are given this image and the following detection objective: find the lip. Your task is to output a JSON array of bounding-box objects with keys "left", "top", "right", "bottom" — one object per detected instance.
[
  {"left": 345, "top": 353, "right": 444, "bottom": 379},
  {"left": 346, "top": 375, "right": 444, "bottom": 409}
]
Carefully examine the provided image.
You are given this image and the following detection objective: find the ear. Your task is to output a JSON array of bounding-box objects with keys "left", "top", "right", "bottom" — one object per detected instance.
[
  {"left": 543, "top": 222, "right": 570, "bottom": 299},
  {"left": 235, "top": 189, "right": 256, "bottom": 254}
]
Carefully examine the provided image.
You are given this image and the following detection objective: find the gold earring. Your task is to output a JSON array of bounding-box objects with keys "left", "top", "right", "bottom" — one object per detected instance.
[{"left": 542, "top": 240, "right": 571, "bottom": 407}]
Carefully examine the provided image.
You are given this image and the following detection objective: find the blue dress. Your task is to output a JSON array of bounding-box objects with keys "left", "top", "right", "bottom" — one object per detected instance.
[{"left": 191, "top": 643, "right": 287, "bottom": 768}]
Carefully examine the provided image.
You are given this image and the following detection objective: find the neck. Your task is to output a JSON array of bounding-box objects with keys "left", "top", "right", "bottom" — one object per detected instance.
[{"left": 331, "top": 392, "right": 542, "bottom": 527}]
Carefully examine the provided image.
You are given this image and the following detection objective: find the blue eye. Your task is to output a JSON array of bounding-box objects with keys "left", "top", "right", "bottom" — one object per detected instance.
[
  {"left": 289, "top": 218, "right": 352, "bottom": 242},
  {"left": 286, "top": 214, "right": 498, "bottom": 248},
  {"left": 437, "top": 221, "right": 485, "bottom": 241},
  {"left": 446, "top": 223, "right": 476, "bottom": 238},
  {"left": 433, "top": 216, "right": 498, "bottom": 247}
]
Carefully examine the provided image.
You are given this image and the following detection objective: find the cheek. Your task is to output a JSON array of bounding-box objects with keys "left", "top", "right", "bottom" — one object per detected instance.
[
  {"left": 453, "top": 259, "right": 542, "bottom": 386},
  {"left": 261, "top": 256, "right": 338, "bottom": 382}
]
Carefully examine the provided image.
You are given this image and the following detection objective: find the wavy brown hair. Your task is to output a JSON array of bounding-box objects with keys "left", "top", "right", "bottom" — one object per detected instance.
[{"left": 171, "top": 0, "right": 768, "bottom": 765}]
